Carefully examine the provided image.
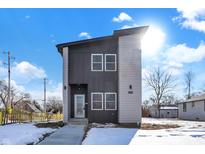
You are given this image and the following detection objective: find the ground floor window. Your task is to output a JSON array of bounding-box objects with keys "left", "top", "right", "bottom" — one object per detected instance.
[
  {"left": 91, "top": 93, "right": 103, "bottom": 110},
  {"left": 183, "top": 103, "right": 186, "bottom": 112},
  {"left": 204, "top": 100, "right": 205, "bottom": 111},
  {"left": 105, "top": 93, "right": 117, "bottom": 110}
]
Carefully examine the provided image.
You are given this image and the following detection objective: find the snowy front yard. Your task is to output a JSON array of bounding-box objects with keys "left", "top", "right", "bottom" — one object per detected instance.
[
  {"left": 83, "top": 127, "right": 137, "bottom": 145},
  {"left": 83, "top": 118, "right": 205, "bottom": 145},
  {"left": 0, "top": 123, "right": 55, "bottom": 145},
  {"left": 130, "top": 118, "right": 205, "bottom": 145}
]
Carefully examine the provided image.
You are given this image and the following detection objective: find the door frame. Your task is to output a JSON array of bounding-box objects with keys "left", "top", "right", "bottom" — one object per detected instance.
[{"left": 74, "top": 94, "right": 85, "bottom": 118}]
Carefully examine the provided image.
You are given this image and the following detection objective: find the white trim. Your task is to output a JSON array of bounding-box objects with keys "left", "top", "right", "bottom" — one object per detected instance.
[
  {"left": 74, "top": 94, "right": 85, "bottom": 118},
  {"left": 63, "top": 47, "right": 69, "bottom": 122},
  {"left": 105, "top": 54, "right": 117, "bottom": 71},
  {"left": 91, "top": 54, "right": 103, "bottom": 71},
  {"left": 91, "top": 92, "right": 103, "bottom": 110},
  {"left": 105, "top": 92, "right": 117, "bottom": 110}
]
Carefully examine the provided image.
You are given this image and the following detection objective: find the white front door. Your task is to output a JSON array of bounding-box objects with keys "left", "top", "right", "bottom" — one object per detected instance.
[{"left": 74, "top": 94, "right": 85, "bottom": 118}]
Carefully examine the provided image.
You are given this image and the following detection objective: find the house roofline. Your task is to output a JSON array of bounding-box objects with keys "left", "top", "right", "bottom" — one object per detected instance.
[{"left": 56, "top": 26, "right": 149, "bottom": 53}]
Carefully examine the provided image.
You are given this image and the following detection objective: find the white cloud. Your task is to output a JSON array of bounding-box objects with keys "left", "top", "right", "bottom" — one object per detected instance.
[
  {"left": 112, "top": 12, "right": 132, "bottom": 23},
  {"left": 173, "top": 8, "right": 205, "bottom": 33},
  {"left": 13, "top": 61, "right": 46, "bottom": 83},
  {"left": 28, "top": 82, "right": 62, "bottom": 101},
  {"left": 162, "top": 61, "right": 184, "bottom": 76},
  {"left": 47, "top": 82, "right": 62, "bottom": 99},
  {"left": 158, "top": 41, "right": 205, "bottom": 77},
  {"left": 78, "top": 32, "right": 91, "bottom": 39},
  {"left": 165, "top": 41, "right": 205, "bottom": 64},
  {"left": 0, "top": 61, "right": 46, "bottom": 84},
  {"left": 121, "top": 23, "right": 138, "bottom": 29},
  {"left": 10, "top": 80, "right": 25, "bottom": 92}
]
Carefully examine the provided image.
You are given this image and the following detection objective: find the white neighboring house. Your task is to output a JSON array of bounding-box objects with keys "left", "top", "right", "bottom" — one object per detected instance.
[
  {"left": 149, "top": 105, "right": 178, "bottom": 118},
  {"left": 178, "top": 94, "right": 205, "bottom": 121}
]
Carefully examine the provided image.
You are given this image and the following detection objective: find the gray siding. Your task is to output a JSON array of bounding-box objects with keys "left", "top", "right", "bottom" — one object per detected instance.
[
  {"left": 68, "top": 38, "right": 118, "bottom": 123},
  {"left": 118, "top": 34, "right": 142, "bottom": 123}
]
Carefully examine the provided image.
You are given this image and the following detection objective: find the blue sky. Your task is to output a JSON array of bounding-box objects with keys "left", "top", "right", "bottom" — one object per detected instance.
[{"left": 0, "top": 8, "right": 205, "bottom": 101}]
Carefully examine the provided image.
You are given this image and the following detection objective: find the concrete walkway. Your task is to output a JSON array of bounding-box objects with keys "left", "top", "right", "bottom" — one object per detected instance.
[{"left": 38, "top": 124, "right": 86, "bottom": 145}]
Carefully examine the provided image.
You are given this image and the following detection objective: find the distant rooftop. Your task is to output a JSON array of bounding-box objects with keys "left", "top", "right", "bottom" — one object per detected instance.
[
  {"left": 180, "top": 93, "right": 205, "bottom": 103},
  {"left": 160, "top": 106, "right": 178, "bottom": 110}
]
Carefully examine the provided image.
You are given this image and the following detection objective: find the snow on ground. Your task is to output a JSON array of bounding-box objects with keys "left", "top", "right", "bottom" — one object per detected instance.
[
  {"left": 142, "top": 118, "right": 205, "bottom": 128},
  {"left": 82, "top": 128, "right": 137, "bottom": 145},
  {"left": 130, "top": 118, "right": 205, "bottom": 145},
  {"left": 90, "top": 123, "right": 117, "bottom": 128},
  {"left": 83, "top": 118, "right": 205, "bottom": 145},
  {"left": 0, "top": 123, "right": 55, "bottom": 145}
]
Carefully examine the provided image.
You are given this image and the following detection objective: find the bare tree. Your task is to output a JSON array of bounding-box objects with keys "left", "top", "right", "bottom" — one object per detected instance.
[
  {"left": 184, "top": 71, "right": 194, "bottom": 99},
  {"left": 0, "top": 80, "right": 30, "bottom": 123},
  {"left": 144, "top": 67, "right": 176, "bottom": 117},
  {"left": 161, "top": 94, "right": 180, "bottom": 105},
  {"left": 46, "top": 96, "right": 63, "bottom": 114}
]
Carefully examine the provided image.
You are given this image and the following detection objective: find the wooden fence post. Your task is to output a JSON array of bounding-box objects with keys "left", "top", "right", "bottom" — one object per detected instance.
[
  {"left": 0, "top": 111, "right": 3, "bottom": 125},
  {"left": 29, "top": 112, "right": 33, "bottom": 122}
]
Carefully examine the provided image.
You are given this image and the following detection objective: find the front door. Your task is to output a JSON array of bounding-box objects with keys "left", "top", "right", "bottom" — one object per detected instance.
[{"left": 74, "top": 94, "right": 85, "bottom": 118}]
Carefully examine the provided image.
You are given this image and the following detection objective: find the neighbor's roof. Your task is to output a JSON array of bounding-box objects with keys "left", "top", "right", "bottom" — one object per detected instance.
[
  {"left": 56, "top": 26, "right": 149, "bottom": 52},
  {"left": 160, "top": 106, "right": 178, "bottom": 110},
  {"left": 179, "top": 93, "right": 205, "bottom": 104}
]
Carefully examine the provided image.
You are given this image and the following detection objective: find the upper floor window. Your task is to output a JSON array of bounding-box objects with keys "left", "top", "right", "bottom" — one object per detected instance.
[
  {"left": 91, "top": 54, "right": 103, "bottom": 71},
  {"left": 105, "top": 54, "right": 116, "bottom": 71}
]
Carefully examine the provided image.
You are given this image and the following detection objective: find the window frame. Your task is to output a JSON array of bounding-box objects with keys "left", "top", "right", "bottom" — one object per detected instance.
[
  {"left": 204, "top": 100, "right": 205, "bottom": 112},
  {"left": 105, "top": 92, "right": 117, "bottom": 110},
  {"left": 183, "top": 103, "right": 187, "bottom": 112},
  {"left": 192, "top": 101, "right": 195, "bottom": 108},
  {"left": 105, "top": 54, "right": 117, "bottom": 72},
  {"left": 91, "top": 92, "right": 103, "bottom": 110},
  {"left": 91, "top": 54, "right": 103, "bottom": 71}
]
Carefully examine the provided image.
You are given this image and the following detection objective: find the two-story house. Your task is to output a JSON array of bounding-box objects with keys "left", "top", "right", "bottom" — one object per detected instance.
[{"left": 56, "top": 26, "right": 148, "bottom": 125}]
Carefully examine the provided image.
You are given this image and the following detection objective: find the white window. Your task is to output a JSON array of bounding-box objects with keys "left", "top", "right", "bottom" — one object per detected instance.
[
  {"left": 105, "top": 92, "right": 117, "bottom": 110},
  {"left": 91, "top": 54, "right": 103, "bottom": 71},
  {"left": 91, "top": 93, "right": 103, "bottom": 110},
  {"left": 105, "top": 54, "right": 116, "bottom": 71}
]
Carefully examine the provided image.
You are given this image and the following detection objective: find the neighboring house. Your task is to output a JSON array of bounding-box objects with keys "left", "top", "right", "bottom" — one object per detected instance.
[
  {"left": 56, "top": 26, "right": 148, "bottom": 124},
  {"left": 149, "top": 105, "right": 178, "bottom": 118},
  {"left": 14, "top": 101, "right": 42, "bottom": 113},
  {"left": 178, "top": 94, "right": 205, "bottom": 121}
]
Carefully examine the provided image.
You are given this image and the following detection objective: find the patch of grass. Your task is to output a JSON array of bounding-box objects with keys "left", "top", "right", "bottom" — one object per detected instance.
[
  {"left": 35, "top": 121, "right": 64, "bottom": 129},
  {"left": 140, "top": 123, "right": 180, "bottom": 130}
]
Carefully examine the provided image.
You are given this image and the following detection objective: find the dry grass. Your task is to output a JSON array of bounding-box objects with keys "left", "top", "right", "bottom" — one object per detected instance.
[
  {"left": 141, "top": 123, "right": 180, "bottom": 130},
  {"left": 35, "top": 121, "right": 64, "bottom": 129}
]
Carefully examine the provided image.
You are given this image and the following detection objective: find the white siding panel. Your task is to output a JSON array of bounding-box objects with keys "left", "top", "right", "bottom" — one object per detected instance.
[
  {"left": 63, "top": 47, "right": 69, "bottom": 122},
  {"left": 178, "top": 101, "right": 205, "bottom": 121},
  {"left": 118, "top": 34, "right": 142, "bottom": 123}
]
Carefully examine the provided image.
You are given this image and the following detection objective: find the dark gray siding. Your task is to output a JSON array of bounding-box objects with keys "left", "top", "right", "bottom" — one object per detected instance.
[{"left": 68, "top": 38, "right": 118, "bottom": 123}]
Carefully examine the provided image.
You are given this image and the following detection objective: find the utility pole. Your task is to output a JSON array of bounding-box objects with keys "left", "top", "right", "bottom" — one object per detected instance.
[
  {"left": 3, "top": 51, "right": 13, "bottom": 109},
  {"left": 43, "top": 78, "right": 47, "bottom": 113},
  {"left": 3, "top": 51, "right": 14, "bottom": 124},
  {"left": 8, "top": 51, "right": 11, "bottom": 109}
]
